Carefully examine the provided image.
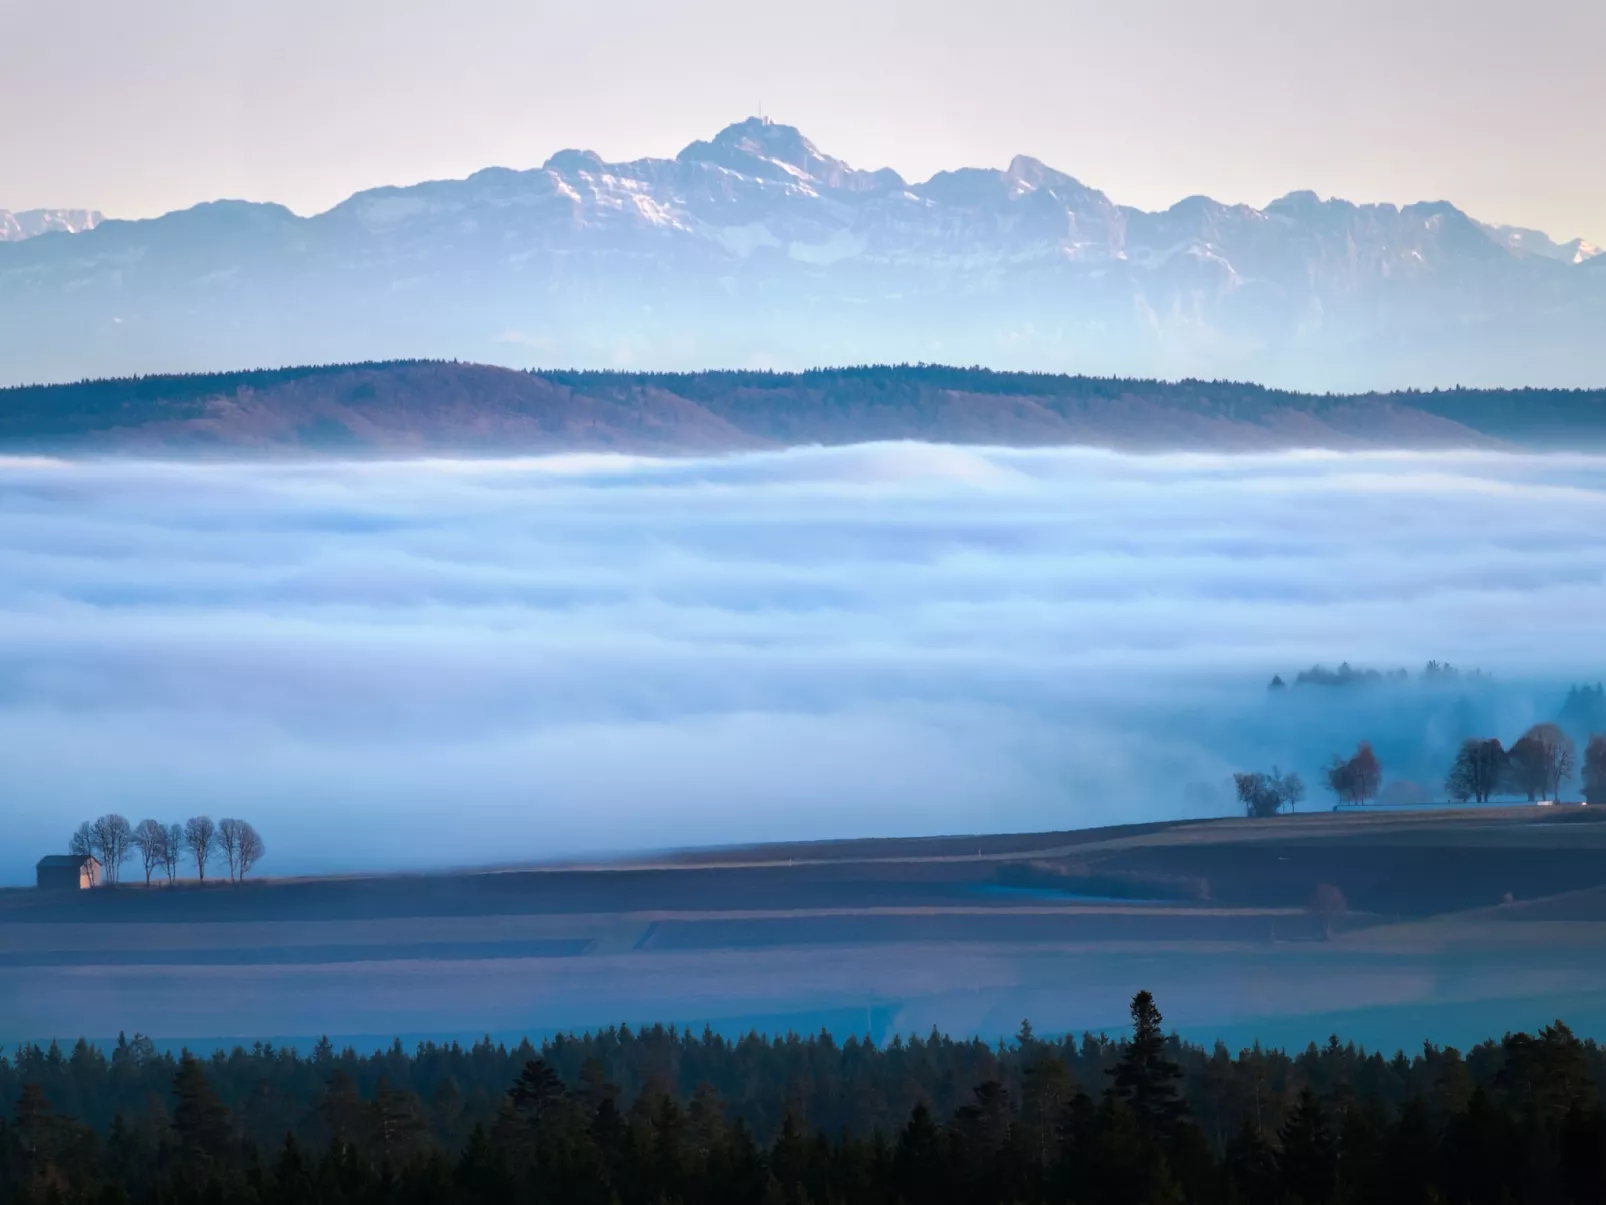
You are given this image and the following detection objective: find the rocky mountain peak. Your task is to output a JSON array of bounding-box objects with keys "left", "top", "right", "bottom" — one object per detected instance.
[{"left": 679, "top": 117, "right": 890, "bottom": 192}]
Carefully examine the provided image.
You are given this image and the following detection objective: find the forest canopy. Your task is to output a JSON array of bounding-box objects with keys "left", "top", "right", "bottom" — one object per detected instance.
[{"left": 5, "top": 993, "right": 1606, "bottom": 1204}]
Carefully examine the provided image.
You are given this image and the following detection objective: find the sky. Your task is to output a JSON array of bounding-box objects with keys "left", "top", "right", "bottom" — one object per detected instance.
[
  {"left": 2, "top": 0, "right": 1603, "bottom": 246},
  {"left": 3, "top": 444, "right": 1605, "bottom": 886}
]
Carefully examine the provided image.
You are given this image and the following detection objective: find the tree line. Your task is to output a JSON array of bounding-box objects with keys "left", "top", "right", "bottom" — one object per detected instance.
[
  {"left": 5, "top": 992, "right": 1606, "bottom": 1204},
  {"left": 1446, "top": 725, "right": 1606, "bottom": 805},
  {"left": 1268, "top": 659, "right": 1490, "bottom": 690},
  {"left": 67, "top": 815, "right": 265, "bottom": 886},
  {"left": 1237, "top": 723, "right": 1606, "bottom": 816}
]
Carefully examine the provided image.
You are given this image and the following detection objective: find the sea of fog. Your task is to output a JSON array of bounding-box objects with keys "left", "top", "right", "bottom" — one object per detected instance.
[{"left": 3, "top": 444, "right": 1605, "bottom": 885}]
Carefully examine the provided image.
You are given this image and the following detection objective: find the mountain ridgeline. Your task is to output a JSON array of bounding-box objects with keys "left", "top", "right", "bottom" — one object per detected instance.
[
  {"left": 1, "top": 117, "right": 1603, "bottom": 391},
  {"left": 2, "top": 362, "right": 1604, "bottom": 453}
]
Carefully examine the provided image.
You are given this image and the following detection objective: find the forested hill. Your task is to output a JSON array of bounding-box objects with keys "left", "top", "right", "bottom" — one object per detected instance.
[{"left": 2, "top": 361, "right": 1605, "bottom": 454}]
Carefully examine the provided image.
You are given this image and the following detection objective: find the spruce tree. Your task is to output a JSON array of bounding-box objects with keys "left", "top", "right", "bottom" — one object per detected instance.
[
  {"left": 1106, "top": 990, "right": 1187, "bottom": 1136},
  {"left": 171, "top": 1055, "right": 232, "bottom": 1165}
]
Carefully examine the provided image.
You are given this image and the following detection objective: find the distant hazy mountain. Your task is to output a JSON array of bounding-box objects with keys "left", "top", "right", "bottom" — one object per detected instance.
[
  {"left": 5, "top": 361, "right": 1605, "bottom": 454},
  {"left": 2, "top": 119, "right": 1602, "bottom": 390},
  {"left": 0, "top": 207, "right": 102, "bottom": 242}
]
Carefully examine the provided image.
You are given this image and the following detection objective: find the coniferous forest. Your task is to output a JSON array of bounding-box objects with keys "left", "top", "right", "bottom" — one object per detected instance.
[{"left": 5, "top": 993, "right": 1606, "bottom": 1204}]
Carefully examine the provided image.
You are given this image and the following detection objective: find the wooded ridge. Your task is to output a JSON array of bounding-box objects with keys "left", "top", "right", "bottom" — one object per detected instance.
[{"left": 3, "top": 362, "right": 1604, "bottom": 454}]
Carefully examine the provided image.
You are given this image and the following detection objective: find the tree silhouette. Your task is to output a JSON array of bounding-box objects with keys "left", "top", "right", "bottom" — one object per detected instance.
[
  {"left": 1235, "top": 769, "right": 1304, "bottom": 818},
  {"left": 161, "top": 823, "right": 184, "bottom": 882},
  {"left": 130, "top": 820, "right": 167, "bottom": 885},
  {"left": 1447, "top": 737, "right": 1506, "bottom": 803},
  {"left": 238, "top": 823, "right": 265, "bottom": 880},
  {"left": 183, "top": 816, "right": 217, "bottom": 881},
  {"left": 1277, "top": 1088, "right": 1336, "bottom": 1204},
  {"left": 171, "top": 1055, "right": 232, "bottom": 1166},
  {"left": 1325, "top": 742, "right": 1381, "bottom": 805},
  {"left": 76, "top": 814, "right": 133, "bottom": 883},
  {"left": 1508, "top": 723, "right": 1575, "bottom": 801},
  {"left": 1106, "top": 990, "right": 1186, "bottom": 1136}
]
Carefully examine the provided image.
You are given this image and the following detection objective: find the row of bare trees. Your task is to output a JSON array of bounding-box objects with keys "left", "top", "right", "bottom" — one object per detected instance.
[{"left": 69, "top": 814, "right": 265, "bottom": 885}]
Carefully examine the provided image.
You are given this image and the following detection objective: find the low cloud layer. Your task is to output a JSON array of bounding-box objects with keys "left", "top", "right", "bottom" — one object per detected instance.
[{"left": 3, "top": 445, "right": 1605, "bottom": 883}]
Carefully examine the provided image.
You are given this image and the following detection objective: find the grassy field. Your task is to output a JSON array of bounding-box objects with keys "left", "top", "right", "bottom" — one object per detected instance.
[{"left": 5, "top": 807, "right": 1605, "bottom": 1051}]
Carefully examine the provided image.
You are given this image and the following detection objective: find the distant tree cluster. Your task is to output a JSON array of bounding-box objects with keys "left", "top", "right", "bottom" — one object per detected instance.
[
  {"left": 1242, "top": 717, "right": 1606, "bottom": 815},
  {"left": 1446, "top": 723, "right": 1592, "bottom": 804},
  {"left": 1324, "top": 742, "right": 1383, "bottom": 805},
  {"left": 1233, "top": 768, "right": 1305, "bottom": 817},
  {"left": 66, "top": 814, "right": 263, "bottom": 885},
  {"left": 1274, "top": 660, "right": 1488, "bottom": 690},
  {"left": 1446, "top": 738, "right": 1508, "bottom": 804},
  {"left": 5, "top": 991, "right": 1606, "bottom": 1205},
  {"left": 1249, "top": 675, "right": 1606, "bottom": 813}
]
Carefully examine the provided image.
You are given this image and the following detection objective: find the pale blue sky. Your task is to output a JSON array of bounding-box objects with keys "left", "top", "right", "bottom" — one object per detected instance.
[{"left": 2, "top": 0, "right": 1602, "bottom": 243}]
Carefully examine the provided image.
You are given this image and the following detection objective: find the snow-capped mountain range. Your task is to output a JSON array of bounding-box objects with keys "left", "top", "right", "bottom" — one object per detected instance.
[{"left": 3, "top": 118, "right": 1602, "bottom": 389}]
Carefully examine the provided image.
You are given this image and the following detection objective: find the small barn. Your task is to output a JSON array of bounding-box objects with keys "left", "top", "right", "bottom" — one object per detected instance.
[{"left": 37, "top": 854, "right": 102, "bottom": 890}]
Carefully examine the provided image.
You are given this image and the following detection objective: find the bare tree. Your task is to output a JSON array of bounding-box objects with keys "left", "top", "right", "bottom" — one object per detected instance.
[
  {"left": 162, "top": 823, "right": 184, "bottom": 883},
  {"left": 130, "top": 819, "right": 168, "bottom": 886},
  {"left": 1508, "top": 723, "right": 1575, "bottom": 801},
  {"left": 1507, "top": 734, "right": 1545, "bottom": 801},
  {"left": 1349, "top": 744, "right": 1381, "bottom": 803},
  {"left": 238, "top": 823, "right": 265, "bottom": 881},
  {"left": 183, "top": 816, "right": 217, "bottom": 881},
  {"left": 1534, "top": 723, "right": 1574, "bottom": 800},
  {"left": 1276, "top": 769, "right": 1306, "bottom": 813},
  {"left": 217, "top": 818, "right": 243, "bottom": 881},
  {"left": 69, "top": 820, "right": 95, "bottom": 859},
  {"left": 1446, "top": 738, "right": 1506, "bottom": 804},
  {"left": 217, "top": 818, "right": 262, "bottom": 882},
  {"left": 1235, "top": 768, "right": 1305, "bottom": 818},
  {"left": 1234, "top": 772, "right": 1281, "bottom": 818},
  {"left": 89, "top": 814, "right": 133, "bottom": 884},
  {"left": 1239, "top": 774, "right": 1304, "bottom": 822}
]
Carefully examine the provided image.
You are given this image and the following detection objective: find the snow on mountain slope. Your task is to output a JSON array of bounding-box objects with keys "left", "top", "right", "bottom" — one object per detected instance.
[
  {"left": 0, "top": 208, "right": 103, "bottom": 241},
  {"left": 0, "top": 118, "right": 1601, "bottom": 390}
]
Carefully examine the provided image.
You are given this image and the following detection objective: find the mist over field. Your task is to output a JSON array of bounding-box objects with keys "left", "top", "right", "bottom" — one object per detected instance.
[{"left": 3, "top": 444, "right": 1605, "bottom": 886}]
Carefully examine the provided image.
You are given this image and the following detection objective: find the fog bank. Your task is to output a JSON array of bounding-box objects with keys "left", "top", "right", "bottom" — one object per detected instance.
[{"left": 3, "top": 445, "right": 1604, "bottom": 884}]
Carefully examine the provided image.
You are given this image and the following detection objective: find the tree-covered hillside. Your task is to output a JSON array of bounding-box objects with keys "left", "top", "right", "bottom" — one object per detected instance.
[{"left": 3, "top": 362, "right": 1605, "bottom": 453}]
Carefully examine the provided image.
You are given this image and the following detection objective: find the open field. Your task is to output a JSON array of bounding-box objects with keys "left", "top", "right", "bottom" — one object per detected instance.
[{"left": 6, "top": 807, "right": 1606, "bottom": 1052}]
